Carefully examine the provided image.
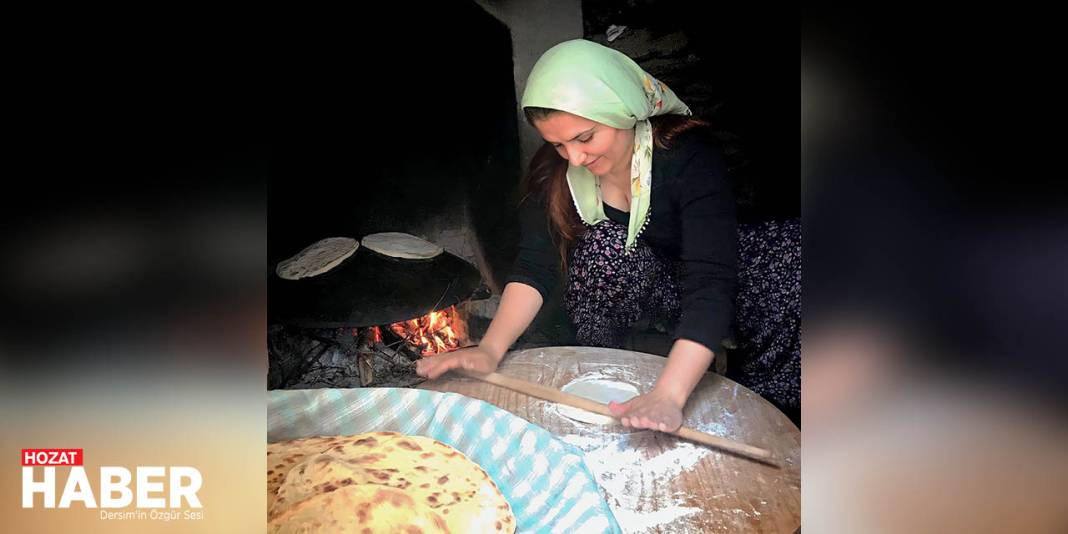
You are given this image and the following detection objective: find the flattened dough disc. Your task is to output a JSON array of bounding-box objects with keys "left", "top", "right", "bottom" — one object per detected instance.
[{"left": 557, "top": 379, "right": 640, "bottom": 425}]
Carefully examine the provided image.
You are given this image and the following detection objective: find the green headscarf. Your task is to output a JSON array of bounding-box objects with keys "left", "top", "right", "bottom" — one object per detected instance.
[{"left": 521, "top": 39, "right": 691, "bottom": 252}]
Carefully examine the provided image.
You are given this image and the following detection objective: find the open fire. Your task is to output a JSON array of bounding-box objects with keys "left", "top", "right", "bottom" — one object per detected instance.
[
  {"left": 372, "top": 305, "right": 468, "bottom": 356},
  {"left": 268, "top": 305, "right": 471, "bottom": 390}
]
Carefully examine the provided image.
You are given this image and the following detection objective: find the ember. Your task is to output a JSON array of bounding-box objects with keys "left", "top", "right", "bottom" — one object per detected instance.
[{"left": 268, "top": 305, "right": 473, "bottom": 390}]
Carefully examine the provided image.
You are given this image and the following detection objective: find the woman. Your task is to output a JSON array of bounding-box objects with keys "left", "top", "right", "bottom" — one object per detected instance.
[{"left": 417, "top": 39, "right": 799, "bottom": 428}]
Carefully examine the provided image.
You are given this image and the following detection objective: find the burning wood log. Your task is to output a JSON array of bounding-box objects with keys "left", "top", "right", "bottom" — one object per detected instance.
[
  {"left": 387, "top": 305, "right": 468, "bottom": 356},
  {"left": 267, "top": 305, "right": 471, "bottom": 390}
]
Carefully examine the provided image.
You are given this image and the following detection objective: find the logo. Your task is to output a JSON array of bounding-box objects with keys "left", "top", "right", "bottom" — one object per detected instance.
[{"left": 21, "top": 449, "right": 204, "bottom": 521}]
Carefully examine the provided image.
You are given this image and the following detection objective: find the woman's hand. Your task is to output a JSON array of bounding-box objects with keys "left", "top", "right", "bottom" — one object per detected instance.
[
  {"left": 607, "top": 386, "right": 685, "bottom": 432},
  {"left": 608, "top": 338, "right": 712, "bottom": 432},
  {"left": 415, "top": 345, "right": 501, "bottom": 380}
]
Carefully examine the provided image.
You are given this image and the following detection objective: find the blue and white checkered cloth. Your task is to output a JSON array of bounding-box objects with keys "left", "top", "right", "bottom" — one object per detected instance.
[{"left": 268, "top": 387, "right": 621, "bottom": 534}]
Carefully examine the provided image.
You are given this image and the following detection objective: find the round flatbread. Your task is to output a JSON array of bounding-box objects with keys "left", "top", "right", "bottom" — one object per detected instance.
[
  {"left": 557, "top": 379, "right": 639, "bottom": 425},
  {"left": 275, "top": 237, "right": 359, "bottom": 280},
  {"left": 267, "top": 432, "right": 515, "bottom": 533},
  {"left": 360, "top": 232, "right": 443, "bottom": 260}
]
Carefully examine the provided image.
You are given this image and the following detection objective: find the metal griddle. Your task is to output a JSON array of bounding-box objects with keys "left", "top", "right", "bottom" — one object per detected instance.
[{"left": 268, "top": 246, "right": 481, "bottom": 328}]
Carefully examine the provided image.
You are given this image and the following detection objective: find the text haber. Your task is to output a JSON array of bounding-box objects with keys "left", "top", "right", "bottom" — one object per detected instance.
[{"left": 21, "top": 449, "right": 202, "bottom": 509}]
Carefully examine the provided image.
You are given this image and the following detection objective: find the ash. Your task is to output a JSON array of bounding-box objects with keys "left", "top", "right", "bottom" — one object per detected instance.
[{"left": 268, "top": 324, "right": 427, "bottom": 389}]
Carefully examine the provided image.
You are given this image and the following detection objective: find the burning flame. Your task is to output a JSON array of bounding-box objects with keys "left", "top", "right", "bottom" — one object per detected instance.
[
  {"left": 389, "top": 305, "right": 467, "bottom": 356},
  {"left": 368, "top": 326, "right": 383, "bottom": 344}
]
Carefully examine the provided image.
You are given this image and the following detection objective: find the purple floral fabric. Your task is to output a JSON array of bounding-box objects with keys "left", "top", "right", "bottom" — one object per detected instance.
[{"left": 564, "top": 216, "right": 801, "bottom": 417}]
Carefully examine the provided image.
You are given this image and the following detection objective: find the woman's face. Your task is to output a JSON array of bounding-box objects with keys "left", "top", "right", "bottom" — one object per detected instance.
[{"left": 532, "top": 111, "right": 634, "bottom": 178}]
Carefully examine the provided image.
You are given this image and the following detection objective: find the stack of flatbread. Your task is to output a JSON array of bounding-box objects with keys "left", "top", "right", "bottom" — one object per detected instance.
[{"left": 267, "top": 432, "right": 515, "bottom": 533}]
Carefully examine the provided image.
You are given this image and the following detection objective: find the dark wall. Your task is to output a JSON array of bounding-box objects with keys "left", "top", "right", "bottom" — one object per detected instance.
[
  {"left": 269, "top": 3, "right": 520, "bottom": 285},
  {"left": 583, "top": 1, "right": 798, "bottom": 222}
]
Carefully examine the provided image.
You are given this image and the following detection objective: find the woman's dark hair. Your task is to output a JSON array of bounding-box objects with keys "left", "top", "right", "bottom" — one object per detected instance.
[{"left": 521, "top": 107, "right": 710, "bottom": 270}]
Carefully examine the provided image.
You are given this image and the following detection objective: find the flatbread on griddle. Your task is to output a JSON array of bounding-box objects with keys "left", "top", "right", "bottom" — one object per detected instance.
[
  {"left": 360, "top": 232, "right": 443, "bottom": 260},
  {"left": 275, "top": 237, "right": 359, "bottom": 280}
]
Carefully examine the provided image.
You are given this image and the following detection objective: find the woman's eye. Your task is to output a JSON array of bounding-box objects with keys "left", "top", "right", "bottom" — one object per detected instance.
[{"left": 579, "top": 136, "right": 592, "bottom": 143}]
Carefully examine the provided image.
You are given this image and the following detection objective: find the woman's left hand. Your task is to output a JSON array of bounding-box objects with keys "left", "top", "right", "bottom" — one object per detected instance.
[{"left": 607, "top": 387, "right": 685, "bottom": 432}]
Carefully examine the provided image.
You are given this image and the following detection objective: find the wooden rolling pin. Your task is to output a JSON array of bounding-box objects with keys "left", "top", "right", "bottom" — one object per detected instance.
[{"left": 460, "top": 370, "right": 780, "bottom": 467}]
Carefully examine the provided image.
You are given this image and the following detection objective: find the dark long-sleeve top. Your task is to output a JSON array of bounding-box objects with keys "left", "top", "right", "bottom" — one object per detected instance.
[{"left": 506, "top": 129, "right": 738, "bottom": 353}]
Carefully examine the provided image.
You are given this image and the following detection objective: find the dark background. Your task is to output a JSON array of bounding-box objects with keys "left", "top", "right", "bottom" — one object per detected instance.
[
  {"left": 583, "top": 0, "right": 798, "bottom": 222},
  {"left": 268, "top": 2, "right": 522, "bottom": 286},
  {"left": 2, "top": 1, "right": 801, "bottom": 364}
]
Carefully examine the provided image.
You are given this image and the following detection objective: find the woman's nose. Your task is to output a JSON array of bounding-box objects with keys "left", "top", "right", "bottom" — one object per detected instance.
[{"left": 564, "top": 145, "right": 586, "bottom": 166}]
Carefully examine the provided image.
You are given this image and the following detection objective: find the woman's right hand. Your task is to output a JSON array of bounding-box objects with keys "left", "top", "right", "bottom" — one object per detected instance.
[{"left": 415, "top": 345, "right": 501, "bottom": 380}]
